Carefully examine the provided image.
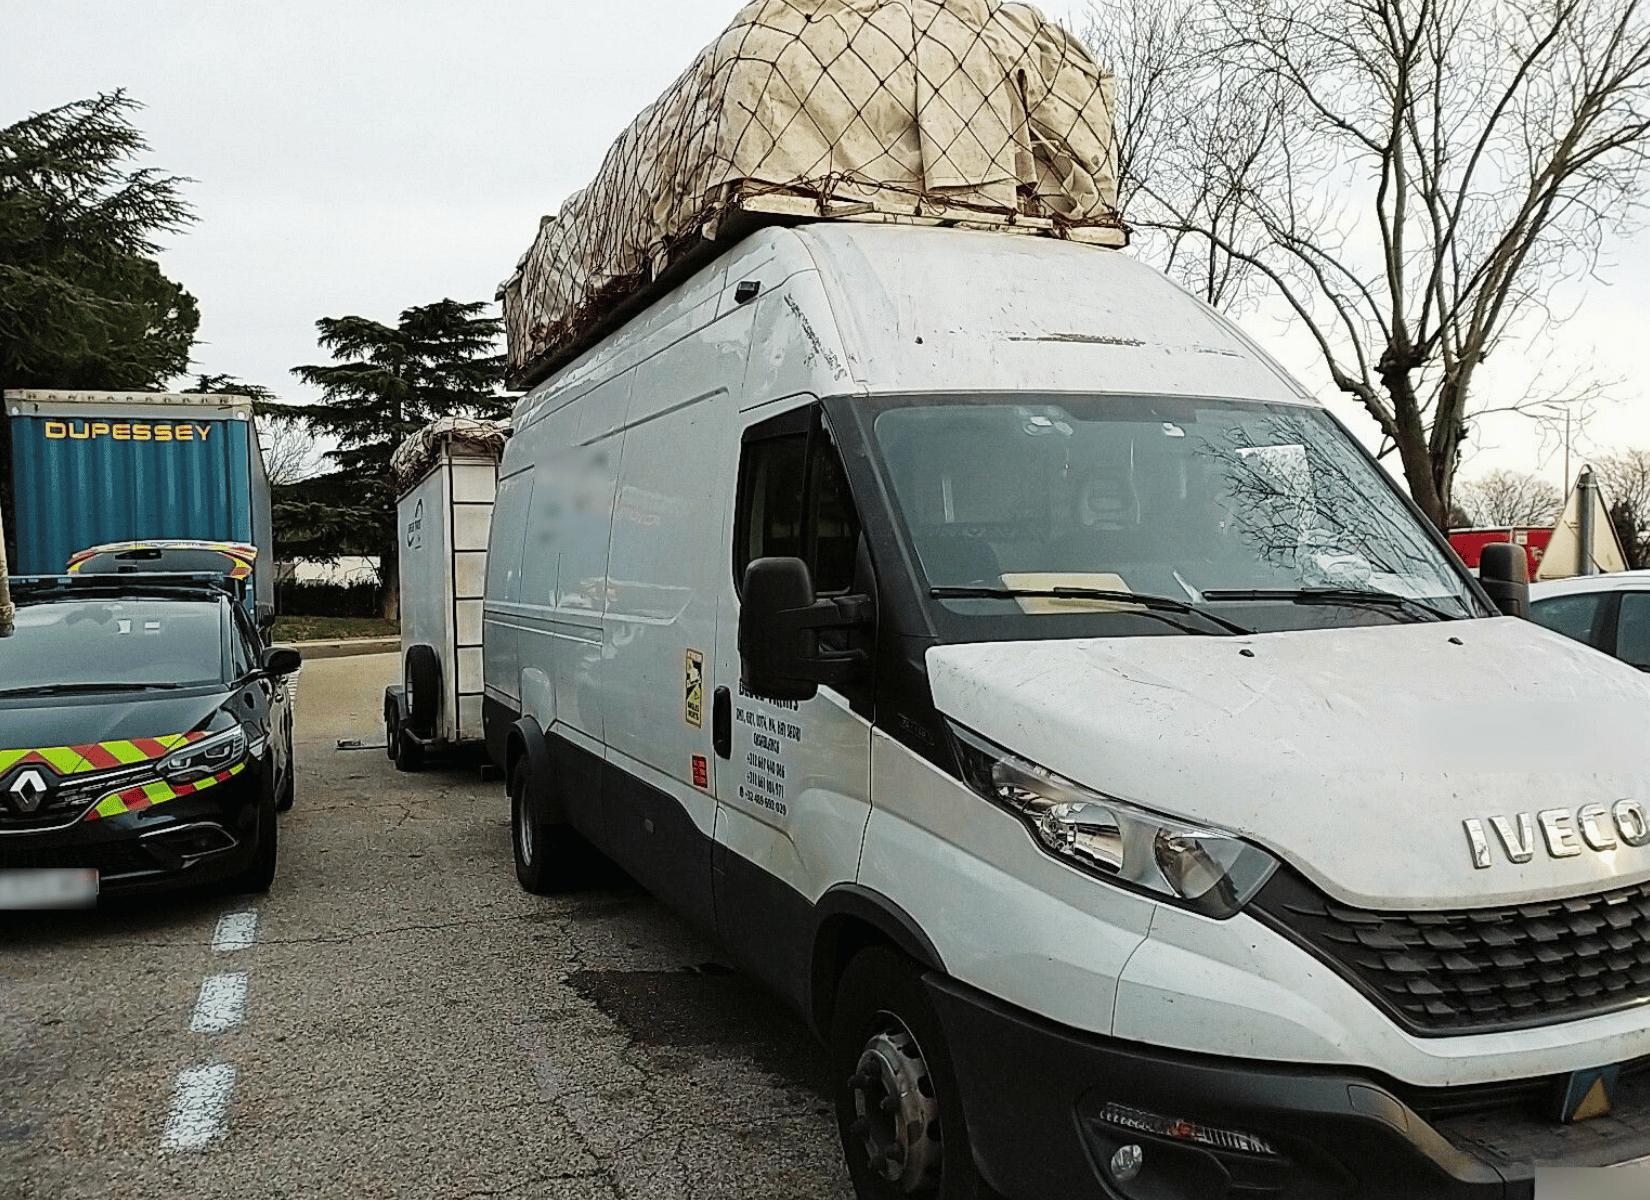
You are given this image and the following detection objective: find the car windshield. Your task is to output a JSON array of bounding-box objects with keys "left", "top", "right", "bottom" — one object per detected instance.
[
  {"left": 0, "top": 598, "right": 224, "bottom": 692},
  {"left": 866, "top": 395, "right": 1482, "bottom": 631}
]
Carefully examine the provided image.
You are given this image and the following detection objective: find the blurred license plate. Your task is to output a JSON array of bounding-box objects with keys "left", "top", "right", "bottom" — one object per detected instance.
[{"left": 0, "top": 868, "right": 98, "bottom": 910}]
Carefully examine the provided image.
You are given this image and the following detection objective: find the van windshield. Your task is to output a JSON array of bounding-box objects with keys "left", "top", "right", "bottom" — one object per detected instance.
[{"left": 864, "top": 395, "right": 1484, "bottom": 633}]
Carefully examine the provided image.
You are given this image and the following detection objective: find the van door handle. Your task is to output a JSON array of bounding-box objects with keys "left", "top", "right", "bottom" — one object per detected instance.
[{"left": 713, "top": 686, "right": 731, "bottom": 759}]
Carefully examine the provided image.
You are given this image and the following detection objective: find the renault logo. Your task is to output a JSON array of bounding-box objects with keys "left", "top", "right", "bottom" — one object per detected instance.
[{"left": 7, "top": 768, "right": 51, "bottom": 815}]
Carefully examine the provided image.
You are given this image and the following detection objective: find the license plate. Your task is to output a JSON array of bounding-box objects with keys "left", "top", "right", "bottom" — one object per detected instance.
[
  {"left": 1536, "top": 1164, "right": 1650, "bottom": 1197},
  {"left": 0, "top": 868, "right": 99, "bottom": 910}
]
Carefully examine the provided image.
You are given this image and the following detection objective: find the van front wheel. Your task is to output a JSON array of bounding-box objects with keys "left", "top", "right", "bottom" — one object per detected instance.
[{"left": 832, "top": 947, "right": 985, "bottom": 1200}]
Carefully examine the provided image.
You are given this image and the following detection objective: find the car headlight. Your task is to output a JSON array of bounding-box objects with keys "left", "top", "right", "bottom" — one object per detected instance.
[
  {"left": 950, "top": 724, "right": 1278, "bottom": 918},
  {"left": 160, "top": 728, "right": 248, "bottom": 784}
]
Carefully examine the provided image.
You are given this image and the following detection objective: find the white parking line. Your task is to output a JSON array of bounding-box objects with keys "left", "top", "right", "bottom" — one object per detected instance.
[
  {"left": 189, "top": 973, "right": 249, "bottom": 1034},
  {"left": 161, "top": 1064, "right": 237, "bottom": 1151},
  {"left": 211, "top": 910, "right": 258, "bottom": 953}
]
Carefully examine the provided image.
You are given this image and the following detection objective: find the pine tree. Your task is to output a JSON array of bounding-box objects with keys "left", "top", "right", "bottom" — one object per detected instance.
[
  {"left": 288, "top": 300, "right": 508, "bottom": 613},
  {"left": 1, "top": 91, "right": 199, "bottom": 558}
]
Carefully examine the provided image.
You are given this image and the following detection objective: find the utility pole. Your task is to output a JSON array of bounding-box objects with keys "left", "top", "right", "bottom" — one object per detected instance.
[
  {"left": 0, "top": 505, "right": 14, "bottom": 637},
  {"left": 1563, "top": 408, "right": 1572, "bottom": 497},
  {"left": 1578, "top": 465, "right": 1597, "bottom": 577}
]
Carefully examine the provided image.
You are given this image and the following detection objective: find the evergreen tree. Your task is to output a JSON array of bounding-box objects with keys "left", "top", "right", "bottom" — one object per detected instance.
[
  {"left": 0, "top": 92, "right": 197, "bottom": 389},
  {"left": 1, "top": 91, "right": 199, "bottom": 556},
  {"left": 288, "top": 300, "right": 507, "bottom": 613}
]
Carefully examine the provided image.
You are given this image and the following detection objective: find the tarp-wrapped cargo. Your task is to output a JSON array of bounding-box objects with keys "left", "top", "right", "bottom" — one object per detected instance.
[
  {"left": 390, "top": 416, "right": 509, "bottom": 494},
  {"left": 501, "top": 0, "right": 1122, "bottom": 388}
]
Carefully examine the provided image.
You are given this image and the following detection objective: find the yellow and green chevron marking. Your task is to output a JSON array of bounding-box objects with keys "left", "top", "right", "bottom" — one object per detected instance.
[
  {"left": 88, "top": 761, "right": 247, "bottom": 820},
  {"left": 0, "top": 733, "right": 203, "bottom": 778}
]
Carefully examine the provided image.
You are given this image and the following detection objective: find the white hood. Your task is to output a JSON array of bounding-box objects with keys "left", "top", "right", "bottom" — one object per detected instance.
[{"left": 927, "top": 618, "right": 1650, "bottom": 909}]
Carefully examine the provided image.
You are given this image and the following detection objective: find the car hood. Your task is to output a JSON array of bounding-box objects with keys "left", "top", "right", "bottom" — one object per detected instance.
[
  {"left": 927, "top": 618, "right": 1650, "bottom": 909},
  {"left": 0, "top": 690, "right": 227, "bottom": 761}
]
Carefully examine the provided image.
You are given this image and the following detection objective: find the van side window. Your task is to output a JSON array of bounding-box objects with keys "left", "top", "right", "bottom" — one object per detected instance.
[
  {"left": 807, "top": 432, "right": 860, "bottom": 594},
  {"left": 735, "top": 412, "right": 862, "bottom": 596},
  {"left": 741, "top": 434, "right": 808, "bottom": 567},
  {"left": 487, "top": 470, "right": 533, "bottom": 604}
]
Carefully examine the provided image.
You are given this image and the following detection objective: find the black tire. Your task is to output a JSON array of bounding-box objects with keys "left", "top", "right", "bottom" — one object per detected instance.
[
  {"left": 228, "top": 779, "right": 278, "bottom": 894},
  {"left": 832, "top": 947, "right": 984, "bottom": 1200},
  {"left": 385, "top": 700, "right": 401, "bottom": 762},
  {"left": 394, "top": 727, "right": 425, "bottom": 772},
  {"left": 274, "top": 755, "right": 296, "bottom": 813},
  {"left": 511, "top": 758, "right": 556, "bottom": 894},
  {"left": 405, "top": 645, "right": 441, "bottom": 737}
]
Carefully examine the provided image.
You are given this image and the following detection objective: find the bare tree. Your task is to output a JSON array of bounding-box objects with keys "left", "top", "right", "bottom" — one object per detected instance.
[
  {"left": 1592, "top": 448, "right": 1650, "bottom": 517},
  {"left": 1592, "top": 448, "right": 1650, "bottom": 567},
  {"left": 257, "top": 414, "right": 324, "bottom": 487},
  {"left": 1083, "top": 0, "right": 1650, "bottom": 529},
  {"left": 1454, "top": 468, "right": 1562, "bottom": 527}
]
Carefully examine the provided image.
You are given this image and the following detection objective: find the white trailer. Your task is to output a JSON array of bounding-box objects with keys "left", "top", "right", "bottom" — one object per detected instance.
[{"left": 384, "top": 418, "right": 506, "bottom": 769}]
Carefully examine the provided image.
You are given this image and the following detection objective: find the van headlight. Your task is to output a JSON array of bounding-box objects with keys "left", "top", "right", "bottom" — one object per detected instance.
[
  {"left": 160, "top": 728, "right": 248, "bottom": 784},
  {"left": 950, "top": 724, "right": 1278, "bottom": 918}
]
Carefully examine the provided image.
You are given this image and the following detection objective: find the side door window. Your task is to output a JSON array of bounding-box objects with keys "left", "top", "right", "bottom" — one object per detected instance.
[
  {"left": 1530, "top": 592, "right": 1610, "bottom": 650},
  {"left": 734, "top": 408, "right": 863, "bottom": 596},
  {"left": 1615, "top": 593, "right": 1650, "bottom": 670},
  {"left": 228, "top": 605, "right": 258, "bottom": 680}
]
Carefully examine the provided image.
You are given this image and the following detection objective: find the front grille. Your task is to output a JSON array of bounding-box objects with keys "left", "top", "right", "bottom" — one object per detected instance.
[
  {"left": 0, "top": 764, "right": 155, "bottom": 832},
  {"left": 1250, "top": 868, "right": 1650, "bottom": 1035}
]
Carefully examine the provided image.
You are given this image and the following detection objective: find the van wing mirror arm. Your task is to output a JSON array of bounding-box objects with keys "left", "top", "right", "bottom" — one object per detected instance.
[
  {"left": 778, "top": 594, "right": 873, "bottom": 685},
  {"left": 780, "top": 593, "right": 874, "bottom": 631}
]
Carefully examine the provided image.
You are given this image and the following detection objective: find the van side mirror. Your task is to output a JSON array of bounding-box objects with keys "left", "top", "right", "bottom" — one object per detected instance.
[
  {"left": 263, "top": 646, "right": 303, "bottom": 677},
  {"left": 739, "top": 557, "right": 869, "bottom": 702},
  {"left": 1478, "top": 543, "right": 1530, "bottom": 619}
]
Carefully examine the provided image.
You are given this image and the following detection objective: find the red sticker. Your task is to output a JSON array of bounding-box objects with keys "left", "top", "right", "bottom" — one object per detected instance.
[{"left": 692, "top": 755, "right": 709, "bottom": 789}]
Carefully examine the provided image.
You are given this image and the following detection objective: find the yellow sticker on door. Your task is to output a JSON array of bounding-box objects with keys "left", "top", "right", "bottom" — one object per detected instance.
[{"left": 684, "top": 649, "right": 704, "bottom": 728}]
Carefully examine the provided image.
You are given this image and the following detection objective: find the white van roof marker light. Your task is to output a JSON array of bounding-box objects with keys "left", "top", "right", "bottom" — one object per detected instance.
[{"left": 950, "top": 724, "right": 1279, "bottom": 919}]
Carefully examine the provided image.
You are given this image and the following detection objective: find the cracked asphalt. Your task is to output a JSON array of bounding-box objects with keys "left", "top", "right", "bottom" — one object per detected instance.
[{"left": 0, "top": 653, "right": 854, "bottom": 1200}]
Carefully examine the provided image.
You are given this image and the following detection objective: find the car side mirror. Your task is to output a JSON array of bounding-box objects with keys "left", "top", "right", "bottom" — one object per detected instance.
[
  {"left": 1478, "top": 543, "right": 1530, "bottom": 619},
  {"left": 739, "top": 557, "right": 869, "bottom": 703},
  {"left": 263, "top": 646, "right": 302, "bottom": 677}
]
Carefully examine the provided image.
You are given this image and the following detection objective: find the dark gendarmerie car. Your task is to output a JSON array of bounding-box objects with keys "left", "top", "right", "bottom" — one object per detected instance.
[{"left": 0, "top": 573, "right": 297, "bottom": 902}]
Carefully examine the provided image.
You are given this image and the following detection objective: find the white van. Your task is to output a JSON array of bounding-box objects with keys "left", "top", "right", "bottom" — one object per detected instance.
[{"left": 483, "top": 222, "right": 1650, "bottom": 1199}]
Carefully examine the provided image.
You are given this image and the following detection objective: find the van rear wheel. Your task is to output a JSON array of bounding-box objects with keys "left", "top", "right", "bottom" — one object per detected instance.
[
  {"left": 511, "top": 757, "right": 570, "bottom": 894},
  {"left": 832, "top": 947, "right": 985, "bottom": 1200}
]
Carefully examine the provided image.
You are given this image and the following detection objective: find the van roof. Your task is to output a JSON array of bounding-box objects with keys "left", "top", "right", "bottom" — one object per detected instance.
[{"left": 789, "top": 223, "right": 1316, "bottom": 405}]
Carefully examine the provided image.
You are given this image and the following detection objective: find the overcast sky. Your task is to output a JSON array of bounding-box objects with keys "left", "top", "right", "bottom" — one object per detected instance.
[{"left": 5, "top": 1, "right": 1648, "bottom": 487}]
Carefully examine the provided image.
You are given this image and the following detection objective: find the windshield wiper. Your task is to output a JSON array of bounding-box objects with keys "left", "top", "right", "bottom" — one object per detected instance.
[
  {"left": 929, "top": 587, "right": 1251, "bottom": 636},
  {"left": 0, "top": 681, "right": 188, "bottom": 698},
  {"left": 1198, "top": 588, "right": 1459, "bottom": 622}
]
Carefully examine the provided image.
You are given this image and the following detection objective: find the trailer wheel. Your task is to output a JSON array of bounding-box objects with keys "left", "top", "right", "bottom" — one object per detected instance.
[
  {"left": 832, "top": 948, "right": 983, "bottom": 1200},
  {"left": 385, "top": 697, "right": 401, "bottom": 761},
  {"left": 394, "top": 728, "right": 425, "bottom": 772},
  {"left": 405, "top": 644, "right": 441, "bottom": 737}
]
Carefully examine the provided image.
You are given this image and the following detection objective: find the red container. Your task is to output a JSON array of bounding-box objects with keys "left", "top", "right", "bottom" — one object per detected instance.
[{"left": 1448, "top": 527, "right": 1551, "bottom": 577}]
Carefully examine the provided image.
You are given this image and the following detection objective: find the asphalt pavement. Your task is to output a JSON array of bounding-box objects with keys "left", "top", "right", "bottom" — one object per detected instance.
[{"left": 0, "top": 653, "right": 853, "bottom": 1200}]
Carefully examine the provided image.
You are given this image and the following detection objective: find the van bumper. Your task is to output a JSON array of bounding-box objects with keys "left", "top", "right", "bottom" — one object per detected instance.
[{"left": 926, "top": 975, "right": 1650, "bottom": 1200}]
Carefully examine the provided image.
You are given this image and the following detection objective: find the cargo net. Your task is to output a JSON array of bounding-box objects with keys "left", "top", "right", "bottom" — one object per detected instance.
[
  {"left": 391, "top": 416, "right": 509, "bottom": 493},
  {"left": 501, "top": 0, "right": 1121, "bottom": 386}
]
